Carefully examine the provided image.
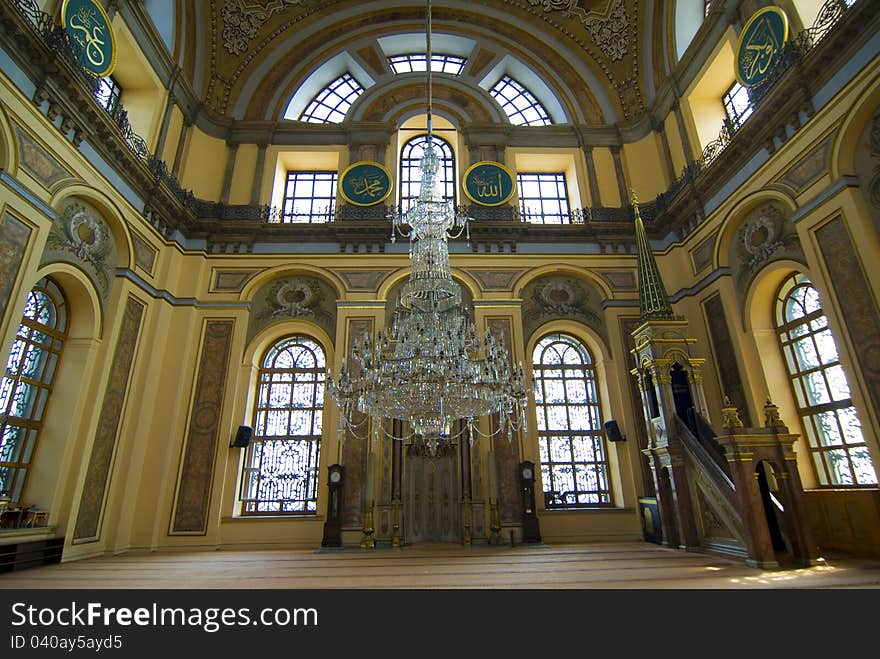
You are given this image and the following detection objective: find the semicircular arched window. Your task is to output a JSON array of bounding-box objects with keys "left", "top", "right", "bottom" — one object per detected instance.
[
  {"left": 0, "top": 277, "right": 68, "bottom": 502},
  {"left": 240, "top": 335, "right": 326, "bottom": 514},
  {"left": 489, "top": 75, "right": 552, "bottom": 126},
  {"left": 299, "top": 72, "right": 364, "bottom": 124},
  {"left": 532, "top": 333, "right": 612, "bottom": 508},
  {"left": 399, "top": 133, "right": 456, "bottom": 211},
  {"left": 774, "top": 273, "right": 877, "bottom": 486}
]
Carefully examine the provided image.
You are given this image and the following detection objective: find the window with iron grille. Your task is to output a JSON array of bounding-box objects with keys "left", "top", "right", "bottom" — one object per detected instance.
[
  {"left": 775, "top": 274, "right": 877, "bottom": 486},
  {"left": 94, "top": 76, "right": 122, "bottom": 115},
  {"left": 0, "top": 278, "right": 68, "bottom": 503},
  {"left": 399, "top": 134, "right": 456, "bottom": 211},
  {"left": 299, "top": 73, "right": 364, "bottom": 124},
  {"left": 279, "top": 171, "right": 338, "bottom": 223},
  {"left": 240, "top": 336, "right": 326, "bottom": 515},
  {"left": 489, "top": 75, "right": 552, "bottom": 126},
  {"left": 388, "top": 53, "right": 466, "bottom": 75},
  {"left": 516, "top": 172, "right": 571, "bottom": 224},
  {"left": 532, "top": 333, "right": 613, "bottom": 508},
  {"left": 722, "top": 81, "right": 752, "bottom": 130}
]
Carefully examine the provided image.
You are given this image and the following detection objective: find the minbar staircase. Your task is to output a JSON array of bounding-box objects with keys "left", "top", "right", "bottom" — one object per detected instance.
[{"left": 661, "top": 401, "right": 819, "bottom": 569}]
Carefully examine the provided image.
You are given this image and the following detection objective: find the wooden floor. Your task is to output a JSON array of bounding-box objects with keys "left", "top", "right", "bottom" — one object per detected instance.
[{"left": 3, "top": 542, "right": 880, "bottom": 588}]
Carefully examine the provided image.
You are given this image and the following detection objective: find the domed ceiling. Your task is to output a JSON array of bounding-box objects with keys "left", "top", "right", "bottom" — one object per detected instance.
[{"left": 177, "top": 1, "right": 666, "bottom": 125}]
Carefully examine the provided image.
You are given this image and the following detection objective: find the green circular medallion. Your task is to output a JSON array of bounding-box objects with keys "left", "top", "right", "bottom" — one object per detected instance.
[
  {"left": 735, "top": 7, "right": 789, "bottom": 87},
  {"left": 463, "top": 161, "right": 515, "bottom": 207},
  {"left": 340, "top": 161, "right": 393, "bottom": 206}
]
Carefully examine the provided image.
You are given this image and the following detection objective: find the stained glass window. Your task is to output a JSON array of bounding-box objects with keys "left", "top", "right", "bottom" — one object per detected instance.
[
  {"left": 532, "top": 333, "right": 612, "bottom": 508},
  {"left": 775, "top": 273, "right": 877, "bottom": 486},
  {"left": 299, "top": 73, "right": 364, "bottom": 124},
  {"left": 240, "top": 336, "right": 326, "bottom": 514},
  {"left": 399, "top": 134, "right": 456, "bottom": 211},
  {"left": 0, "top": 278, "right": 67, "bottom": 503},
  {"left": 489, "top": 75, "right": 552, "bottom": 126},
  {"left": 517, "top": 172, "right": 571, "bottom": 224}
]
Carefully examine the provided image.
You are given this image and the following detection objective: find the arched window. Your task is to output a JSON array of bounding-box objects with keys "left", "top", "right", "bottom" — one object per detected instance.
[
  {"left": 240, "top": 336, "right": 326, "bottom": 514},
  {"left": 299, "top": 72, "right": 364, "bottom": 124},
  {"left": 0, "top": 278, "right": 68, "bottom": 502},
  {"left": 399, "top": 134, "right": 456, "bottom": 211},
  {"left": 532, "top": 333, "right": 612, "bottom": 508},
  {"left": 489, "top": 75, "right": 552, "bottom": 126},
  {"left": 775, "top": 273, "right": 877, "bottom": 486}
]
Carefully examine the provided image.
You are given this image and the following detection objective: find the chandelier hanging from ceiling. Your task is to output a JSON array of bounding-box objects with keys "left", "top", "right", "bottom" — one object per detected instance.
[{"left": 326, "top": 0, "right": 530, "bottom": 452}]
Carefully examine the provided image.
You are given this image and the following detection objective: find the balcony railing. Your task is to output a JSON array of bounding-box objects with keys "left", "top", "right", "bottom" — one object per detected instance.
[
  {"left": 4, "top": 0, "right": 863, "bottom": 244},
  {"left": 696, "top": 0, "right": 858, "bottom": 170}
]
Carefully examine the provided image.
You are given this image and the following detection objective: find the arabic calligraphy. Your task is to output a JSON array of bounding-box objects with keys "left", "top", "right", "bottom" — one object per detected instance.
[
  {"left": 736, "top": 8, "right": 789, "bottom": 87},
  {"left": 351, "top": 175, "right": 385, "bottom": 199},
  {"left": 463, "top": 162, "right": 514, "bottom": 206},
  {"left": 470, "top": 173, "right": 504, "bottom": 199},
  {"left": 340, "top": 162, "right": 392, "bottom": 206},
  {"left": 70, "top": 7, "right": 106, "bottom": 68},
  {"left": 62, "top": 0, "right": 116, "bottom": 76}
]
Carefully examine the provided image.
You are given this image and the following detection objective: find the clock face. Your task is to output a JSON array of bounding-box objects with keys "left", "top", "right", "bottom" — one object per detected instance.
[
  {"left": 522, "top": 467, "right": 533, "bottom": 480},
  {"left": 330, "top": 470, "right": 341, "bottom": 483}
]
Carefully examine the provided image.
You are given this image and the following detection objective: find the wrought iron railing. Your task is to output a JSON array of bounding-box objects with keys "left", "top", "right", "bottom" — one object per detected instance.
[
  {"left": 5, "top": 0, "right": 860, "bottom": 236},
  {"left": 10, "top": 0, "right": 198, "bottom": 213},
  {"left": 693, "top": 0, "right": 857, "bottom": 171}
]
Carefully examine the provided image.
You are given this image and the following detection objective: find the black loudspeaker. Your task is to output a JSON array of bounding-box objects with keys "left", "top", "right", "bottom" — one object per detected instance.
[
  {"left": 231, "top": 425, "right": 252, "bottom": 448},
  {"left": 604, "top": 420, "right": 626, "bottom": 442}
]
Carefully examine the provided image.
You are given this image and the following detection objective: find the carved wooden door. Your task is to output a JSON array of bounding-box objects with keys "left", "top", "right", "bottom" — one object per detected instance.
[{"left": 404, "top": 441, "right": 461, "bottom": 543}]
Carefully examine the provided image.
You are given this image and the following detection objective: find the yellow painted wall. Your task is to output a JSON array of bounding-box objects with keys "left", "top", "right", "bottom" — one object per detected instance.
[
  {"left": 593, "top": 147, "right": 621, "bottom": 207},
  {"left": 179, "top": 128, "right": 229, "bottom": 201},
  {"left": 1, "top": 6, "right": 880, "bottom": 561},
  {"left": 161, "top": 105, "right": 183, "bottom": 167},
  {"left": 665, "top": 111, "right": 687, "bottom": 177},
  {"left": 622, "top": 131, "right": 667, "bottom": 201},
  {"left": 110, "top": 15, "right": 164, "bottom": 152},
  {"left": 229, "top": 144, "right": 258, "bottom": 205},
  {"left": 683, "top": 27, "right": 738, "bottom": 152}
]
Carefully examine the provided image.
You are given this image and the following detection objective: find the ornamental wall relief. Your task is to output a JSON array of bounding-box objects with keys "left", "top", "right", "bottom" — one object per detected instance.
[
  {"left": 853, "top": 109, "right": 880, "bottom": 231},
  {"left": 521, "top": 274, "right": 605, "bottom": 342},
  {"left": 247, "top": 274, "right": 337, "bottom": 343},
  {"left": 727, "top": 202, "right": 803, "bottom": 300},
  {"left": 40, "top": 201, "right": 117, "bottom": 303}
]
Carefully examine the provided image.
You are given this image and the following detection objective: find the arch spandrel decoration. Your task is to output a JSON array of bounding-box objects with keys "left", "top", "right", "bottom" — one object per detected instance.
[
  {"left": 520, "top": 274, "right": 607, "bottom": 345},
  {"left": 853, "top": 108, "right": 880, "bottom": 233},
  {"left": 247, "top": 274, "right": 338, "bottom": 345},
  {"left": 39, "top": 200, "right": 119, "bottom": 306},
  {"left": 726, "top": 201, "right": 804, "bottom": 304}
]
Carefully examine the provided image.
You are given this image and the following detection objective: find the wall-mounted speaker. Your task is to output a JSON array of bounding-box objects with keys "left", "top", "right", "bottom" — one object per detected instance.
[
  {"left": 604, "top": 420, "right": 626, "bottom": 442},
  {"left": 231, "top": 425, "right": 252, "bottom": 448}
]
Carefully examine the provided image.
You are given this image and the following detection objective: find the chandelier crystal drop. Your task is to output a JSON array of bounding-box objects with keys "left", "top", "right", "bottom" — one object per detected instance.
[{"left": 326, "top": 0, "right": 530, "bottom": 452}]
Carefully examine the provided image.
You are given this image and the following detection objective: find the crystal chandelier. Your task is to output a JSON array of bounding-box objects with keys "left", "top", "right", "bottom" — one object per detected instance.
[{"left": 326, "top": 0, "right": 530, "bottom": 452}]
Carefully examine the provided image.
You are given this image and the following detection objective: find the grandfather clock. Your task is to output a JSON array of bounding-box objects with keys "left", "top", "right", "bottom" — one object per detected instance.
[
  {"left": 321, "top": 464, "right": 344, "bottom": 547},
  {"left": 519, "top": 461, "right": 542, "bottom": 543}
]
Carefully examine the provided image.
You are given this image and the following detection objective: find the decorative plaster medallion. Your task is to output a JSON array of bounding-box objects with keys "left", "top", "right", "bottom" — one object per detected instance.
[
  {"left": 44, "top": 202, "right": 114, "bottom": 297},
  {"left": 221, "top": 0, "right": 312, "bottom": 55},
  {"left": 268, "top": 277, "right": 321, "bottom": 318},
  {"left": 528, "top": 0, "right": 630, "bottom": 62}
]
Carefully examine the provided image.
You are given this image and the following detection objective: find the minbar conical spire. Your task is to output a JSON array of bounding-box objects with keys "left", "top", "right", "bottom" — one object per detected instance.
[{"left": 633, "top": 193, "right": 674, "bottom": 321}]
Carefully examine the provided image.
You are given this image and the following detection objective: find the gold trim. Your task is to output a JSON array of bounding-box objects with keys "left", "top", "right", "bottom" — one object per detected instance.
[
  {"left": 735, "top": 7, "right": 789, "bottom": 87},
  {"left": 462, "top": 160, "right": 516, "bottom": 207},
  {"left": 339, "top": 161, "right": 393, "bottom": 206},
  {"left": 61, "top": 0, "right": 118, "bottom": 77}
]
